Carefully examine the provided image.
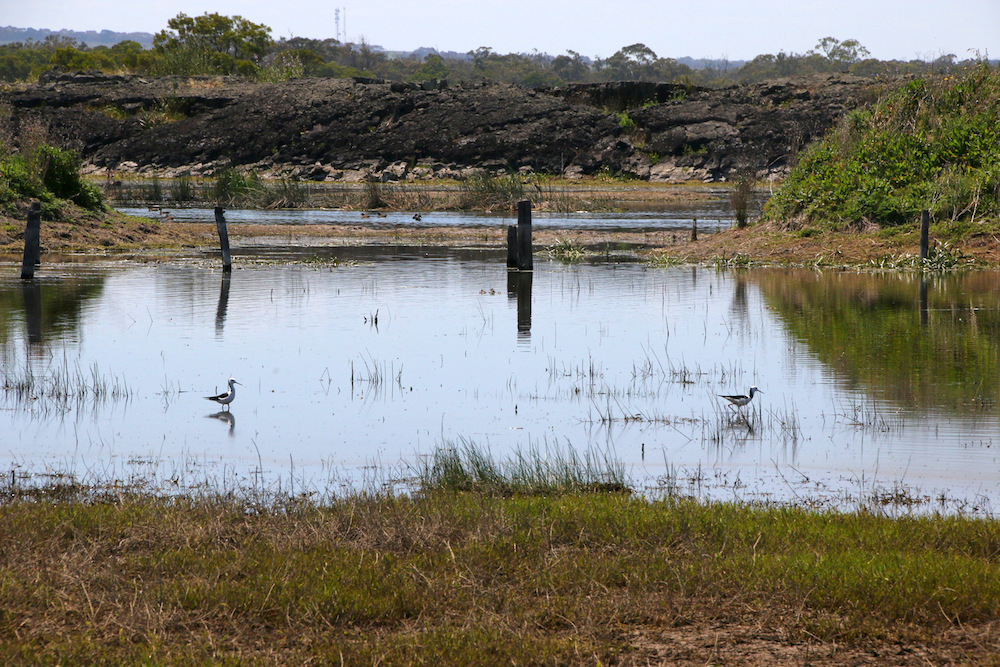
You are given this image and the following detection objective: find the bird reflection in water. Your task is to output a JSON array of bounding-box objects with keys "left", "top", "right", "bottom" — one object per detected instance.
[{"left": 207, "top": 410, "right": 236, "bottom": 436}]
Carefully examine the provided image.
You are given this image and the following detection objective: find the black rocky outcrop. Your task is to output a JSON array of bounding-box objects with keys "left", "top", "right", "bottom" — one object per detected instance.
[{"left": 1, "top": 70, "right": 878, "bottom": 183}]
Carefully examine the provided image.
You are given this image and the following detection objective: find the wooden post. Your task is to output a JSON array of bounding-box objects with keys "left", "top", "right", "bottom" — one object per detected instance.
[
  {"left": 691, "top": 217, "right": 698, "bottom": 242},
  {"left": 516, "top": 199, "right": 533, "bottom": 271},
  {"left": 506, "top": 225, "right": 518, "bottom": 268},
  {"left": 214, "top": 206, "right": 232, "bottom": 272},
  {"left": 919, "top": 209, "right": 930, "bottom": 262},
  {"left": 20, "top": 201, "right": 41, "bottom": 280}
]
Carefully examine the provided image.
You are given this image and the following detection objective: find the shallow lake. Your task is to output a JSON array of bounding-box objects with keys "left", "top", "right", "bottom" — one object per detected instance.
[
  {"left": 4, "top": 245, "right": 1000, "bottom": 514},
  {"left": 118, "top": 197, "right": 739, "bottom": 232}
]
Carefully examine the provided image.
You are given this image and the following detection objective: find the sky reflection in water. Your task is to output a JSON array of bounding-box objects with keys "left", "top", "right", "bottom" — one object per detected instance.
[{"left": 3, "top": 251, "right": 1000, "bottom": 513}]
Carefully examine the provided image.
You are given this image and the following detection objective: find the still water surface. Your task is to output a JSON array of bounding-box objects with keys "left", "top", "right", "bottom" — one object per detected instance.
[
  {"left": 4, "top": 249, "right": 1000, "bottom": 512},
  {"left": 118, "top": 201, "right": 738, "bottom": 232}
]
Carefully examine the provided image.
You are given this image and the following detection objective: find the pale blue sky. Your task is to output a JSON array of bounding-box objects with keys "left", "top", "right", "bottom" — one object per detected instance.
[{"left": 2, "top": 0, "right": 997, "bottom": 61}]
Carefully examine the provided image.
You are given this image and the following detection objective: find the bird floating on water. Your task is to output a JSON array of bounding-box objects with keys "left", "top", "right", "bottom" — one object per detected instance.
[
  {"left": 412, "top": 213, "right": 422, "bottom": 221},
  {"left": 719, "top": 386, "right": 762, "bottom": 409},
  {"left": 206, "top": 377, "right": 241, "bottom": 411}
]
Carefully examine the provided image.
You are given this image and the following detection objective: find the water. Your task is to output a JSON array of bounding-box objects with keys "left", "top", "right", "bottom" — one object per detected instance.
[
  {"left": 4, "top": 251, "right": 1000, "bottom": 513},
  {"left": 117, "top": 203, "right": 738, "bottom": 232}
]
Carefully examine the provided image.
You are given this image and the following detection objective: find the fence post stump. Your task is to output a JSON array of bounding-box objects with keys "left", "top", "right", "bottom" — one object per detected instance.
[
  {"left": 691, "top": 217, "right": 698, "bottom": 242},
  {"left": 506, "top": 225, "right": 518, "bottom": 268},
  {"left": 214, "top": 207, "right": 232, "bottom": 272},
  {"left": 919, "top": 209, "right": 930, "bottom": 262},
  {"left": 515, "top": 199, "right": 533, "bottom": 271},
  {"left": 20, "top": 201, "right": 41, "bottom": 280}
]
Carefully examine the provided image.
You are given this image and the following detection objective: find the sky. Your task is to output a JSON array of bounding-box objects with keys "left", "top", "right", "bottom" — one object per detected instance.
[{"left": 2, "top": 0, "right": 998, "bottom": 62}]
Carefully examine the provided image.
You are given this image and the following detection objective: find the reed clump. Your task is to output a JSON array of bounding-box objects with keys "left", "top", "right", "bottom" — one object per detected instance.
[
  {"left": 212, "top": 166, "right": 309, "bottom": 208},
  {"left": 416, "top": 441, "right": 629, "bottom": 495}
]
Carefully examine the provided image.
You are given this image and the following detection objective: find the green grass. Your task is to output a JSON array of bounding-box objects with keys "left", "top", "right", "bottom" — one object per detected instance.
[{"left": 2, "top": 449, "right": 1000, "bottom": 663}]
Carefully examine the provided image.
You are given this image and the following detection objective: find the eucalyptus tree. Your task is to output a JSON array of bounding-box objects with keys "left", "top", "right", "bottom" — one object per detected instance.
[{"left": 151, "top": 12, "right": 273, "bottom": 75}]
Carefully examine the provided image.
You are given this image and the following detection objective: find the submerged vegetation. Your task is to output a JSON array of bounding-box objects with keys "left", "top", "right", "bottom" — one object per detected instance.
[{"left": 765, "top": 61, "right": 1000, "bottom": 229}]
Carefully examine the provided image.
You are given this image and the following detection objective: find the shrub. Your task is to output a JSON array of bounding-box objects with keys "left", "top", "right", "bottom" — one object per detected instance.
[
  {"left": 0, "top": 145, "right": 103, "bottom": 211},
  {"left": 765, "top": 61, "right": 1000, "bottom": 228}
]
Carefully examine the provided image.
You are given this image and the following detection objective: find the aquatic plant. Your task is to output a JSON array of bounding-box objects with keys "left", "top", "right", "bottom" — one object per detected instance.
[
  {"left": 457, "top": 172, "right": 526, "bottom": 210},
  {"left": 864, "top": 240, "right": 979, "bottom": 271},
  {"left": 212, "top": 166, "right": 308, "bottom": 208},
  {"left": 712, "top": 253, "right": 756, "bottom": 268},
  {"left": 1, "top": 359, "right": 131, "bottom": 410},
  {"left": 546, "top": 238, "right": 585, "bottom": 262},
  {"left": 414, "top": 439, "right": 630, "bottom": 495}
]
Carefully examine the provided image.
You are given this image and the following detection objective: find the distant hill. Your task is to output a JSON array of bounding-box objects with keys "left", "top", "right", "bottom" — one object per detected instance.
[{"left": 0, "top": 26, "right": 154, "bottom": 48}]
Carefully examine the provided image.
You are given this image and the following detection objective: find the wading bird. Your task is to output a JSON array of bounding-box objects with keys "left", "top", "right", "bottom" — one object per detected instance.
[
  {"left": 719, "top": 386, "right": 762, "bottom": 410},
  {"left": 206, "top": 377, "right": 241, "bottom": 411}
]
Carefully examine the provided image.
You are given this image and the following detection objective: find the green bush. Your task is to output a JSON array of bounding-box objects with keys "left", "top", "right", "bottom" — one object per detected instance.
[
  {"left": 766, "top": 61, "right": 1000, "bottom": 228},
  {"left": 0, "top": 145, "right": 103, "bottom": 211}
]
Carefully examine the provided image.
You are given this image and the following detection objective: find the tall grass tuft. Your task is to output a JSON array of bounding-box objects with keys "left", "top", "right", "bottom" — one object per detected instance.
[
  {"left": 729, "top": 168, "right": 756, "bottom": 228},
  {"left": 363, "top": 178, "right": 387, "bottom": 209},
  {"left": 212, "top": 167, "right": 308, "bottom": 208},
  {"left": 415, "top": 440, "right": 630, "bottom": 495},
  {"left": 457, "top": 172, "right": 526, "bottom": 210}
]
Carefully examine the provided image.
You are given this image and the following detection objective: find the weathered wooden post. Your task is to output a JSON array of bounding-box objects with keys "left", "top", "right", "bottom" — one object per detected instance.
[
  {"left": 506, "top": 224, "right": 518, "bottom": 268},
  {"left": 516, "top": 199, "right": 533, "bottom": 271},
  {"left": 214, "top": 206, "right": 232, "bottom": 272},
  {"left": 919, "top": 209, "right": 930, "bottom": 262},
  {"left": 20, "top": 201, "right": 41, "bottom": 280},
  {"left": 691, "top": 217, "right": 698, "bottom": 242}
]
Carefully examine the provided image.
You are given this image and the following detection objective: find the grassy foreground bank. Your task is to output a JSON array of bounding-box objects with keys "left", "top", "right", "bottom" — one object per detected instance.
[{"left": 2, "top": 487, "right": 999, "bottom": 664}]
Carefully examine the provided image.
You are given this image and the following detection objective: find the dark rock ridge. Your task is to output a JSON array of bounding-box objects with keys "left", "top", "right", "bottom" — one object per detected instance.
[{"left": 2, "top": 70, "right": 878, "bottom": 183}]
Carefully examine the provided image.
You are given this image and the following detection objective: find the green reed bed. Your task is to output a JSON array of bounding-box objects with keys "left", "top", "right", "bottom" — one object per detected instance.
[{"left": 1, "top": 446, "right": 999, "bottom": 664}]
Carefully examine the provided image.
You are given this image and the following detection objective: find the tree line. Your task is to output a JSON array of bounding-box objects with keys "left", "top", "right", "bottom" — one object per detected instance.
[{"left": 0, "top": 13, "right": 980, "bottom": 87}]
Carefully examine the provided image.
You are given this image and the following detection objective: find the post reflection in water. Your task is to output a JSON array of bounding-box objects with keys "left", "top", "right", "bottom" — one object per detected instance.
[
  {"left": 12, "top": 275, "right": 105, "bottom": 356},
  {"left": 919, "top": 276, "right": 928, "bottom": 327},
  {"left": 20, "top": 280, "right": 43, "bottom": 348},
  {"left": 215, "top": 272, "right": 232, "bottom": 336},
  {"left": 507, "top": 270, "right": 532, "bottom": 341}
]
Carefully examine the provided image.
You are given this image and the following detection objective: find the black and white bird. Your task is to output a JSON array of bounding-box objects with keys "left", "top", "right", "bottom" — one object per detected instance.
[
  {"left": 206, "top": 377, "right": 241, "bottom": 411},
  {"left": 719, "top": 386, "right": 762, "bottom": 409}
]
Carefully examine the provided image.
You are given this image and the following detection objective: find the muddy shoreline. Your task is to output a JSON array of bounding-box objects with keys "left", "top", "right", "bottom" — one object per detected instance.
[{"left": 0, "top": 179, "right": 993, "bottom": 266}]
